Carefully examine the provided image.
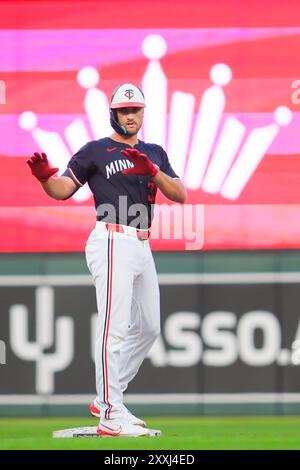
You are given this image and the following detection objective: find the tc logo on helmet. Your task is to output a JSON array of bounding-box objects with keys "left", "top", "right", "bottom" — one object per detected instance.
[{"left": 124, "top": 89, "right": 134, "bottom": 100}]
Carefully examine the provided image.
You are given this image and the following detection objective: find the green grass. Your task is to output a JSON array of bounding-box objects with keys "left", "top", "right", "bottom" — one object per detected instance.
[{"left": 0, "top": 416, "right": 300, "bottom": 450}]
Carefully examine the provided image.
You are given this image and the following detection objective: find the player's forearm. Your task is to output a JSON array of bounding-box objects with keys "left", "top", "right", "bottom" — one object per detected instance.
[
  {"left": 40, "top": 176, "right": 75, "bottom": 200},
  {"left": 152, "top": 171, "right": 187, "bottom": 203}
]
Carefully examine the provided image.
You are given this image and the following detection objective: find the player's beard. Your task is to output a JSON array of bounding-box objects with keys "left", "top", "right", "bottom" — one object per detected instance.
[{"left": 125, "top": 121, "right": 142, "bottom": 135}]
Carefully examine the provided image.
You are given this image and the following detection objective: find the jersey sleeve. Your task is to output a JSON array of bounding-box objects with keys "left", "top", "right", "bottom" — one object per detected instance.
[
  {"left": 62, "top": 142, "right": 95, "bottom": 187},
  {"left": 160, "top": 148, "right": 179, "bottom": 178}
]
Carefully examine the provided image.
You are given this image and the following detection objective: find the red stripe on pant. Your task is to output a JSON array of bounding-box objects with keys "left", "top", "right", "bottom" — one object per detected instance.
[{"left": 103, "top": 232, "right": 114, "bottom": 420}]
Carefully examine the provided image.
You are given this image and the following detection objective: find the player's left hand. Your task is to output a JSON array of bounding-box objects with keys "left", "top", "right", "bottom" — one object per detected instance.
[{"left": 120, "top": 148, "right": 158, "bottom": 178}]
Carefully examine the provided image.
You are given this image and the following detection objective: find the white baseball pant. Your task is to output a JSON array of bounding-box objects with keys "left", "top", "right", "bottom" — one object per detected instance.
[{"left": 85, "top": 221, "right": 160, "bottom": 420}]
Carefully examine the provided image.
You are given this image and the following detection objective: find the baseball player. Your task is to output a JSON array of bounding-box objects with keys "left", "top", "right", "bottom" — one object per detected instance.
[{"left": 26, "top": 83, "right": 186, "bottom": 437}]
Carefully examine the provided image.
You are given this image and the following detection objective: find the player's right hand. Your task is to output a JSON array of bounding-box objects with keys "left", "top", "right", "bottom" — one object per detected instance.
[{"left": 26, "top": 152, "right": 59, "bottom": 182}]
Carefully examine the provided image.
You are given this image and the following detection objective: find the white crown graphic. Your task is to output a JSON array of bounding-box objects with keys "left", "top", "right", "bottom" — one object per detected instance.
[{"left": 19, "top": 34, "right": 293, "bottom": 202}]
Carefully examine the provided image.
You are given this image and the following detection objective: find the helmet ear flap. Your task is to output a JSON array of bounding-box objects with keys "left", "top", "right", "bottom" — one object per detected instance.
[
  {"left": 112, "top": 109, "right": 118, "bottom": 122},
  {"left": 109, "top": 109, "right": 127, "bottom": 136}
]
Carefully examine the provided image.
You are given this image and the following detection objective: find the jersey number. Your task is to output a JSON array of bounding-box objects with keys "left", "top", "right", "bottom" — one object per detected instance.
[{"left": 147, "top": 182, "right": 157, "bottom": 203}]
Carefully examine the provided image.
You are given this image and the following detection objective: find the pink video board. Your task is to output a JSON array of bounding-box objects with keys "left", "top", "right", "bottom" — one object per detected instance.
[{"left": 0, "top": 0, "right": 300, "bottom": 251}]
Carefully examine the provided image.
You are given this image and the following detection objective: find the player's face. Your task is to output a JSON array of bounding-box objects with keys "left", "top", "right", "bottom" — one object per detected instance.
[{"left": 116, "top": 107, "right": 144, "bottom": 135}]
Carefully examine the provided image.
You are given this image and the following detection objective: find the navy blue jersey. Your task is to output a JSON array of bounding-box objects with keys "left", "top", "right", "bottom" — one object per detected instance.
[{"left": 63, "top": 137, "right": 179, "bottom": 229}]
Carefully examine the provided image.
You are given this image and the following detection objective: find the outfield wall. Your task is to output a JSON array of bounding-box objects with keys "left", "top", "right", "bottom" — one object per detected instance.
[{"left": 0, "top": 251, "right": 300, "bottom": 416}]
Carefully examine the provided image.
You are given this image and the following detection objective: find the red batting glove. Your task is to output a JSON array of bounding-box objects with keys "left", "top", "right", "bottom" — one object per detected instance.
[
  {"left": 120, "top": 148, "right": 158, "bottom": 178},
  {"left": 26, "top": 152, "right": 59, "bottom": 182}
]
